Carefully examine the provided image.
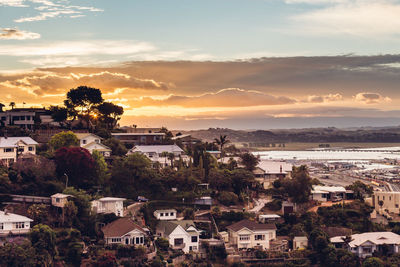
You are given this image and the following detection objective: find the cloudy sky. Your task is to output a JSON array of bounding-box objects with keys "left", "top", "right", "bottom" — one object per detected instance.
[{"left": 1, "top": 0, "right": 400, "bottom": 129}]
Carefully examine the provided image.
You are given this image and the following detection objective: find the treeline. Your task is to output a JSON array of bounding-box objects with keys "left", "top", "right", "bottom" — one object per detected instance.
[{"left": 186, "top": 127, "right": 400, "bottom": 143}]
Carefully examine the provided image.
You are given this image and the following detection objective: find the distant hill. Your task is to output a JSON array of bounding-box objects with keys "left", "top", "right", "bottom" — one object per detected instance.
[{"left": 180, "top": 127, "right": 400, "bottom": 144}]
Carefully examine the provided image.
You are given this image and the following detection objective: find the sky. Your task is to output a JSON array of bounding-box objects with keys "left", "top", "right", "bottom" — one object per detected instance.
[{"left": 1, "top": 0, "right": 400, "bottom": 130}]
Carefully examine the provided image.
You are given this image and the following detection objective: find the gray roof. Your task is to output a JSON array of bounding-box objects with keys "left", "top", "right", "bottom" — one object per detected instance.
[
  {"left": 131, "top": 145, "right": 183, "bottom": 154},
  {"left": 0, "top": 137, "right": 38, "bottom": 148},
  {"left": 157, "top": 220, "right": 196, "bottom": 236},
  {"left": 227, "top": 219, "right": 276, "bottom": 232}
]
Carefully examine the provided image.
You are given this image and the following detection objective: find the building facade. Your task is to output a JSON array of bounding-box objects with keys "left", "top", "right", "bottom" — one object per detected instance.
[
  {"left": 156, "top": 220, "right": 200, "bottom": 253},
  {"left": 0, "top": 210, "right": 33, "bottom": 237},
  {"left": 102, "top": 217, "right": 147, "bottom": 246},
  {"left": 91, "top": 197, "right": 126, "bottom": 217},
  {"left": 0, "top": 137, "right": 38, "bottom": 166}
]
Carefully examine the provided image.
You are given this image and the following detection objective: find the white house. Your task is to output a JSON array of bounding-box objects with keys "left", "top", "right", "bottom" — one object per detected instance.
[
  {"left": 331, "top": 232, "right": 400, "bottom": 258},
  {"left": 127, "top": 145, "right": 185, "bottom": 168},
  {"left": 75, "top": 133, "right": 112, "bottom": 157},
  {"left": 311, "top": 185, "right": 346, "bottom": 202},
  {"left": 156, "top": 220, "right": 200, "bottom": 253},
  {"left": 154, "top": 209, "right": 177, "bottom": 220},
  {"left": 102, "top": 217, "right": 147, "bottom": 246},
  {"left": 226, "top": 219, "right": 277, "bottom": 250},
  {"left": 259, "top": 214, "right": 281, "bottom": 224},
  {"left": 0, "top": 136, "right": 38, "bottom": 166},
  {"left": 51, "top": 193, "right": 73, "bottom": 208},
  {"left": 91, "top": 197, "right": 126, "bottom": 217},
  {"left": 0, "top": 210, "right": 33, "bottom": 237},
  {"left": 254, "top": 161, "right": 293, "bottom": 189}
]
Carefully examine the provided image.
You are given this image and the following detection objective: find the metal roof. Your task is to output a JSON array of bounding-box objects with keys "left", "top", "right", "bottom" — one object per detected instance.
[{"left": 0, "top": 137, "right": 38, "bottom": 148}]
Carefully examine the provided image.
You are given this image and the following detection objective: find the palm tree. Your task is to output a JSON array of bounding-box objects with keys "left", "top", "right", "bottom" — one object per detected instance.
[
  {"left": 168, "top": 153, "right": 175, "bottom": 168},
  {"left": 0, "top": 103, "right": 5, "bottom": 112},
  {"left": 214, "top": 135, "right": 230, "bottom": 162},
  {"left": 9, "top": 102, "right": 15, "bottom": 110}
]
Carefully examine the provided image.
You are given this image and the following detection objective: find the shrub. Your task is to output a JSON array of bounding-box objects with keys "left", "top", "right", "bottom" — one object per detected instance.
[{"left": 217, "top": 191, "right": 238, "bottom": 206}]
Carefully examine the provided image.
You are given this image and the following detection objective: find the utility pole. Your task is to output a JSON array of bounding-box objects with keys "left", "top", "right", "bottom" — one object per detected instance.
[{"left": 64, "top": 173, "right": 69, "bottom": 189}]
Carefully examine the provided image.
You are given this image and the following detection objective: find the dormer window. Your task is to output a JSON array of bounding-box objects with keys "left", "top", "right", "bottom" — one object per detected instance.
[
  {"left": 82, "top": 140, "right": 87, "bottom": 145},
  {"left": 95, "top": 139, "right": 100, "bottom": 143}
]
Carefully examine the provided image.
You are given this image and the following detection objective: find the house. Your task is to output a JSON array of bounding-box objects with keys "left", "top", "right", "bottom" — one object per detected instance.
[
  {"left": 75, "top": 133, "right": 112, "bottom": 157},
  {"left": 0, "top": 136, "right": 38, "bottom": 166},
  {"left": 0, "top": 210, "right": 33, "bottom": 237},
  {"left": 127, "top": 145, "right": 185, "bottom": 168},
  {"left": 254, "top": 161, "right": 293, "bottom": 189},
  {"left": 226, "top": 219, "right": 277, "bottom": 250},
  {"left": 293, "top": 236, "right": 308, "bottom": 249},
  {"left": 311, "top": 185, "right": 346, "bottom": 202},
  {"left": 372, "top": 191, "right": 400, "bottom": 214},
  {"left": 102, "top": 217, "right": 147, "bottom": 246},
  {"left": 281, "top": 201, "right": 296, "bottom": 215},
  {"left": 156, "top": 220, "right": 200, "bottom": 253},
  {"left": 259, "top": 214, "right": 281, "bottom": 224},
  {"left": 111, "top": 133, "right": 165, "bottom": 145},
  {"left": 119, "top": 127, "right": 162, "bottom": 133},
  {"left": 206, "top": 150, "right": 221, "bottom": 159},
  {"left": 51, "top": 193, "right": 73, "bottom": 208},
  {"left": 91, "top": 197, "right": 126, "bottom": 217},
  {"left": 171, "top": 134, "right": 201, "bottom": 146},
  {"left": 0, "top": 108, "right": 55, "bottom": 130},
  {"left": 154, "top": 209, "right": 177, "bottom": 220},
  {"left": 331, "top": 232, "right": 400, "bottom": 258}
]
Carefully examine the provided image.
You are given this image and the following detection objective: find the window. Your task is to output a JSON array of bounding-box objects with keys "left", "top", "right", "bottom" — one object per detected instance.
[
  {"left": 13, "top": 116, "right": 19, "bottom": 121},
  {"left": 20, "top": 116, "right": 25, "bottom": 120},
  {"left": 140, "top": 237, "right": 144, "bottom": 244},
  {"left": 255, "top": 235, "right": 265, "bottom": 241},
  {"left": 192, "top": 246, "right": 198, "bottom": 251},
  {"left": 269, "top": 232, "right": 274, "bottom": 239},
  {"left": 4, "top": 148, "right": 13, "bottom": 153},
  {"left": 28, "top": 146, "right": 34, "bottom": 151},
  {"left": 95, "top": 139, "right": 100, "bottom": 143},
  {"left": 136, "top": 237, "right": 140, "bottom": 244},
  {"left": 189, "top": 246, "right": 193, "bottom": 251},
  {"left": 82, "top": 140, "right": 87, "bottom": 144},
  {"left": 362, "top": 247, "right": 372, "bottom": 253},
  {"left": 0, "top": 223, "right": 3, "bottom": 230},
  {"left": 170, "top": 212, "right": 174, "bottom": 216},
  {"left": 18, "top": 147, "right": 24, "bottom": 152},
  {"left": 390, "top": 196, "right": 392, "bottom": 201},
  {"left": 14, "top": 222, "right": 25, "bottom": 229},
  {"left": 1, "top": 117, "right": 5, "bottom": 121},
  {"left": 56, "top": 198, "right": 60, "bottom": 203},
  {"left": 26, "top": 116, "right": 31, "bottom": 120},
  {"left": 111, "top": 238, "right": 121, "bottom": 243},
  {"left": 396, "top": 204, "right": 399, "bottom": 208},
  {"left": 383, "top": 196, "right": 385, "bottom": 200},
  {"left": 239, "top": 235, "right": 250, "bottom": 241},
  {"left": 160, "top": 213, "right": 164, "bottom": 217},
  {"left": 191, "top": 236, "right": 198, "bottom": 242}
]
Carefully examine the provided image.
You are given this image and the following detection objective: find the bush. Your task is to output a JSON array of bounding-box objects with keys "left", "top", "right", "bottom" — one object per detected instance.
[
  {"left": 217, "top": 191, "right": 238, "bottom": 206},
  {"left": 155, "top": 238, "right": 170, "bottom": 251},
  {"left": 266, "top": 199, "right": 282, "bottom": 211}
]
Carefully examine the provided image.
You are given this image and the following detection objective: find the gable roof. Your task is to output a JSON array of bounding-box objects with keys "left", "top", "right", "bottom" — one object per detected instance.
[
  {"left": 75, "top": 133, "right": 102, "bottom": 140},
  {"left": 0, "top": 211, "right": 33, "bottom": 223},
  {"left": 51, "top": 193, "right": 73, "bottom": 199},
  {"left": 102, "top": 217, "right": 145, "bottom": 237},
  {"left": 0, "top": 137, "right": 38, "bottom": 148},
  {"left": 131, "top": 145, "right": 183, "bottom": 154},
  {"left": 331, "top": 232, "right": 400, "bottom": 247},
  {"left": 226, "top": 219, "right": 276, "bottom": 232},
  {"left": 157, "top": 220, "right": 197, "bottom": 236},
  {"left": 83, "top": 142, "right": 111, "bottom": 151}
]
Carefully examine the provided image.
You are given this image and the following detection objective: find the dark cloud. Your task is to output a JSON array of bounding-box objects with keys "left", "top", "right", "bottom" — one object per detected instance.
[
  {"left": 0, "top": 28, "right": 40, "bottom": 40},
  {"left": 131, "top": 88, "right": 296, "bottom": 108}
]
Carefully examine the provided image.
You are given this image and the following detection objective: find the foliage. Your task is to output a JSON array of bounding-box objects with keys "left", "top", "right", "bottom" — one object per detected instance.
[
  {"left": 362, "top": 257, "right": 384, "bottom": 267},
  {"left": 346, "top": 181, "right": 373, "bottom": 200},
  {"left": 28, "top": 204, "right": 48, "bottom": 224},
  {"left": 92, "top": 150, "right": 110, "bottom": 187},
  {"left": 97, "top": 102, "right": 124, "bottom": 129},
  {"left": 48, "top": 131, "right": 79, "bottom": 151},
  {"left": 56, "top": 228, "right": 84, "bottom": 266},
  {"left": 214, "top": 135, "right": 229, "bottom": 157},
  {"left": 266, "top": 199, "right": 282, "bottom": 211},
  {"left": 103, "top": 138, "right": 128, "bottom": 156},
  {"left": 156, "top": 238, "right": 170, "bottom": 251},
  {"left": 183, "top": 208, "right": 195, "bottom": 220},
  {"left": 217, "top": 191, "right": 238, "bottom": 206},
  {"left": 55, "top": 146, "right": 96, "bottom": 190},
  {"left": 29, "top": 224, "right": 57, "bottom": 266},
  {"left": 93, "top": 252, "right": 118, "bottom": 267},
  {"left": 239, "top": 152, "right": 260, "bottom": 171},
  {"left": 0, "top": 240, "right": 37, "bottom": 267}
]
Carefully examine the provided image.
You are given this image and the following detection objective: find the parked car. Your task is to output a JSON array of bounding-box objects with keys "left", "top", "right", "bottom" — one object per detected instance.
[{"left": 137, "top": 196, "right": 149, "bottom": 202}]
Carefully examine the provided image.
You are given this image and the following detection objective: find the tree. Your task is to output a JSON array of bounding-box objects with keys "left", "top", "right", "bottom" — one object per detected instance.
[
  {"left": 29, "top": 224, "right": 57, "bottom": 267},
  {"left": 0, "top": 240, "right": 37, "bottom": 267},
  {"left": 362, "top": 257, "right": 384, "bottom": 267},
  {"left": 155, "top": 238, "right": 169, "bottom": 251},
  {"left": 92, "top": 150, "right": 109, "bottom": 187},
  {"left": 49, "top": 106, "right": 68, "bottom": 127},
  {"left": 0, "top": 103, "right": 5, "bottom": 112},
  {"left": 183, "top": 208, "right": 195, "bottom": 220},
  {"left": 9, "top": 102, "right": 15, "bottom": 110},
  {"left": 214, "top": 135, "right": 230, "bottom": 160},
  {"left": 239, "top": 152, "right": 260, "bottom": 171},
  {"left": 28, "top": 204, "right": 48, "bottom": 224},
  {"left": 97, "top": 102, "right": 124, "bottom": 129},
  {"left": 103, "top": 138, "right": 128, "bottom": 156},
  {"left": 218, "top": 191, "right": 239, "bottom": 206},
  {"left": 54, "top": 147, "right": 96, "bottom": 189},
  {"left": 49, "top": 131, "right": 79, "bottom": 151},
  {"left": 65, "top": 86, "right": 104, "bottom": 129},
  {"left": 346, "top": 181, "right": 373, "bottom": 200}
]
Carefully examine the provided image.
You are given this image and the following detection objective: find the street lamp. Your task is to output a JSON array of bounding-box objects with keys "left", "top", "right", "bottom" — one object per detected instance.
[{"left": 64, "top": 173, "right": 69, "bottom": 189}]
